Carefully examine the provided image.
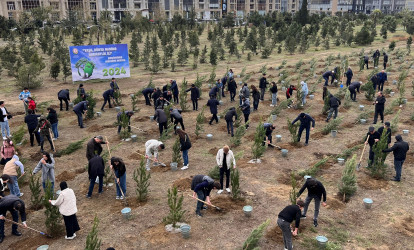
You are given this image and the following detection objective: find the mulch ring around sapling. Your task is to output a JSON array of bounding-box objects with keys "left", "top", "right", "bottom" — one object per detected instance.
[
  {"left": 209, "top": 195, "right": 247, "bottom": 214},
  {"left": 172, "top": 177, "right": 193, "bottom": 191}
]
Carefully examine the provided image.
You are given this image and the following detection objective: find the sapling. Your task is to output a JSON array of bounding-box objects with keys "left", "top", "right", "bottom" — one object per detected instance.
[
  {"left": 194, "top": 73, "right": 207, "bottom": 98},
  {"left": 133, "top": 157, "right": 151, "bottom": 202},
  {"left": 338, "top": 155, "right": 357, "bottom": 202},
  {"left": 172, "top": 137, "right": 182, "bottom": 164},
  {"left": 343, "top": 89, "right": 352, "bottom": 109},
  {"left": 163, "top": 187, "right": 186, "bottom": 228},
  {"left": 231, "top": 124, "right": 246, "bottom": 147},
  {"left": 113, "top": 89, "right": 122, "bottom": 106},
  {"left": 322, "top": 92, "right": 330, "bottom": 114},
  {"left": 195, "top": 107, "right": 205, "bottom": 137},
  {"left": 390, "top": 109, "right": 401, "bottom": 133},
  {"left": 119, "top": 110, "right": 131, "bottom": 139},
  {"left": 86, "top": 92, "right": 96, "bottom": 119},
  {"left": 322, "top": 117, "right": 343, "bottom": 135},
  {"left": 179, "top": 78, "right": 189, "bottom": 111},
  {"left": 234, "top": 107, "right": 243, "bottom": 128},
  {"left": 369, "top": 130, "right": 389, "bottom": 179},
  {"left": 55, "top": 138, "right": 87, "bottom": 157},
  {"left": 242, "top": 219, "right": 271, "bottom": 250},
  {"left": 44, "top": 180, "right": 63, "bottom": 236},
  {"left": 12, "top": 125, "right": 26, "bottom": 145},
  {"left": 85, "top": 216, "right": 102, "bottom": 250},
  {"left": 251, "top": 123, "right": 266, "bottom": 160},
  {"left": 130, "top": 94, "right": 138, "bottom": 111},
  {"left": 289, "top": 171, "right": 298, "bottom": 205},
  {"left": 363, "top": 81, "right": 375, "bottom": 101},
  {"left": 287, "top": 118, "right": 299, "bottom": 144},
  {"left": 29, "top": 170, "right": 43, "bottom": 210},
  {"left": 231, "top": 165, "right": 241, "bottom": 200},
  {"left": 159, "top": 124, "right": 174, "bottom": 141}
]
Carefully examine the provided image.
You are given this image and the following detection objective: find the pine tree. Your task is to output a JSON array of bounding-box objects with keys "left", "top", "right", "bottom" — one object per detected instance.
[
  {"left": 143, "top": 35, "right": 151, "bottom": 70},
  {"left": 179, "top": 78, "right": 189, "bottom": 111},
  {"left": 369, "top": 129, "right": 389, "bottom": 179},
  {"left": 209, "top": 47, "right": 217, "bottom": 66},
  {"left": 44, "top": 180, "right": 63, "bottom": 236},
  {"left": 287, "top": 118, "right": 299, "bottom": 144},
  {"left": 29, "top": 171, "right": 43, "bottom": 210},
  {"left": 86, "top": 92, "right": 96, "bottom": 119},
  {"left": 151, "top": 48, "right": 161, "bottom": 73},
  {"left": 195, "top": 107, "right": 205, "bottom": 138},
  {"left": 343, "top": 89, "right": 352, "bottom": 109},
  {"left": 242, "top": 219, "right": 271, "bottom": 250},
  {"left": 50, "top": 60, "right": 60, "bottom": 80},
  {"left": 177, "top": 44, "right": 188, "bottom": 66},
  {"left": 119, "top": 110, "right": 131, "bottom": 139},
  {"left": 380, "top": 25, "right": 387, "bottom": 39},
  {"left": 289, "top": 171, "right": 298, "bottom": 205},
  {"left": 231, "top": 125, "right": 246, "bottom": 147},
  {"left": 231, "top": 165, "right": 241, "bottom": 200},
  {"left": 200, "top": 45, "right": 207, "bottom": 64},
  {"left": 285, "top": 35, "right": 297, "bottom": 54},
  {"left": 338, "top": 154, "right": 357, "bottom": 201},
  {"left": 172, "top": 137, "right": 182, "bottom": 164},
  {"left": 130, "top": 31, "right": 140, "bottom": 67},
  {"left": 133, "top": 157, "right": 151, "bottom": 202},
  {"left": 407, "top": 36, "right": 412, "bottom": 54},
  {"left": 85, "top": 216, "right": 102, "bottom": 250},
  {"left": 163, "top": 187, "right": 186, "bottom": 227},
  {"left": 390, "top": 109, "right": 401, "bottom": 133},
  {"left": 251, "top": 122, "right": 266, "bottom": 160}
]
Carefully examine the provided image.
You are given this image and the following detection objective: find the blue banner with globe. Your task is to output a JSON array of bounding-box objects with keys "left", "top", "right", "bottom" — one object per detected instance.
[{"left": 69, "top": 44, "right": 130, "bottom": 82}]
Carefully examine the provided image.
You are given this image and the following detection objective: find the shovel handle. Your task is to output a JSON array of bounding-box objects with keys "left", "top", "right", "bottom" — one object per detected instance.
[
  {"left": 135, "top": 152, "right": 164, "bottom": 164},
  {"left": 3, "top": 218, "right": 51, "bottom": 237},
  {"left": 187, "top": 194, "right": 220, "bottom": 209},
  {"left": 358, "top": 136, "right": 370, "bottom": 163},
  {"left": 263, "top": 141, "right": 282, "bottom": 150},
  {"left": 105, "top": 136, "right": 112, "bottom": 159}
]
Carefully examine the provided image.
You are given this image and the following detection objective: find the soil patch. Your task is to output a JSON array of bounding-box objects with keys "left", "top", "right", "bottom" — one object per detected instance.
[
  {"left": 134, "top": 116, "right": 149, "bottom": 122},
  {"left": 265, "top": 225, "right": 284, "bottom": 243},
  {"left": 210, "top": 195, "right": 247, "bottom": 214},
  {"left": 129, "top": 152, "right": 144, "bottom": 160},
  {"left": 393, "top": 216, "right": 414, "bottom": 237},
  {"left": 346, "top": 140, "right": 363, "bottom": 148},
  {"left": 358, "top": 174, "right": 390, "bottom": 190},
  {"left": 209, "top": 147, "right": 220, "bottom": 155},
  {"left": 56, "top": 170, "right": 77, "bottom": 182},
  {"left": 278, "top": 143, "right": 300, "bottom": 151},
  {"left": 151, "top": 165, "right": 171, "bottom": 173},
  {"left": 87, "top": 124, "right": 101, "bottom": 132},
  {"left": 310, "top": 131, "right": 324, "bottom": 139},
  {"left": 9, "top": 234, "right": 55, "bottom": 250},
  {"left": 172, "top": 177, "right": 193, "bottom": 191},
  {"left": 326, "top": 195, "right": 347, "bottom": 210},
  {"left": 75, "top": 167, "right": 86, "bottom": 174},
  {"left": 140, "top": 223, "right": 171, "bottom": 245}
]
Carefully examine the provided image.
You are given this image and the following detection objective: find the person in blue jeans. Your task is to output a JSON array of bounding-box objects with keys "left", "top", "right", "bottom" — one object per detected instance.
[
  {"left": 291, "top": 113, "right": 315, "bottom": 146},
  {"left": 110, "top": 157, "right": 127, "bottom": 199},
  {"left": 3, "top": 155, "right": 25, "bottom": 197},
  {"left": 47, "top": 108, "right": 59, "bottom": 140},
  {"left": 0, "top": 195, "right": 28, "bottom": 243},
  {"left": 32, "top": 152, "right": 55, "bottom": 193},
  {"left": 0, "top": 101, "right": 12, "bottom": 140},
  {"left": 86, "top": 155, "right": 105, "bottom": 198},
  {"left": 191, "top": 175, "right": 220, "bottom": 217},
  {"left": 176, "top": 129, "right": 191, "bottom": 170},
  {"left": 73, "top": 101, "right": 88, "bottom": 128},
  {"left": 383, "top": 135, "right": 410, "bottom": 182}
]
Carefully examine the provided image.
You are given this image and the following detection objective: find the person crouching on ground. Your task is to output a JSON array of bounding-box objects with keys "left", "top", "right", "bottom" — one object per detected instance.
[
  {"left": 191, "top": 175, "right": 221, "bottom": 217},
  {"left": 144, "top": 139, "right": 165, "bottom": 171},
  {"left": 216, "top": 145, "right": 236, "bottom": 194},
  {"left": 277, "top": 199, "right": 305, "bottom": 250}
]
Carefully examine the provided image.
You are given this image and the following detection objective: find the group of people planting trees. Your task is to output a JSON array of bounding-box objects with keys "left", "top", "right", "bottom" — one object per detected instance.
[{"left": 0, "top": 46, "right": 411, "bottom": 250}]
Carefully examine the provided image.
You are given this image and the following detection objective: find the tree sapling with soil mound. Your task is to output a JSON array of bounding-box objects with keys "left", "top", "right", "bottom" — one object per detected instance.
[
  {"left": 44, "top": 180, "right": 63, "bottom": 236},
  {"left": 242, "top": 219, "right": 271, "bottom": 250},
  {"left": 172, "top": 137, "right": 182, "bottom": 165},
  {"left": 85, "top": 215, "right": 101, "bottom": 250},
  {"left": 133, "top": 157, "right": 151, "bottom": 202},
  {"left": 163, "top": 187, "right": 186, "bottom": 228},
  {"left": 29, "top": 170, "right": 43, "bottom": 210},
  {"left": 251, "top": 122, "right": 266, "bottom": 161},
  {"left": 338, "top": 155, "right": 358, "bottom": 201}
]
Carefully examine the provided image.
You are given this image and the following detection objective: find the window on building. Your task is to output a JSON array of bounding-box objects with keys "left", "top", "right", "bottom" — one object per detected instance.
[
  {"left": 102, "top": 0, "right": 109, "bottom": 9},
  {"left": 8, "top": 12, "right": 14, "bottom": 20},
  {"left": 250, "top": 4, "right": 254, "bottom": 9},
  {"left": 68, "top": 0, "right": 84, "bottom": 10},
  {"left": 91, "top": 11, "right": 97, "bottom": 20},
  {"left": 90, "top": 2, "right": 96, "bottom": 9},
  {"left": 199, "top": 4, "right": 204, "bottom": 9},
  {"left": 134, "top": 3, "right": 141, "bottom": 8},
  {"left": 114, "top": 0, "right": 127, "bottom": 8},
  {"left": 7, "top": 2, "right": 15, "bottom": 10},
  {"left": 269, "top": 4, "right": 272, "bottom": 9}
]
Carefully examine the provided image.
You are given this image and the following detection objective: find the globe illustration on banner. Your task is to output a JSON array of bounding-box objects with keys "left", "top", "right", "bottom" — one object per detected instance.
[{"left": 75, "top": 58, "right": 96, "bottom": 78}]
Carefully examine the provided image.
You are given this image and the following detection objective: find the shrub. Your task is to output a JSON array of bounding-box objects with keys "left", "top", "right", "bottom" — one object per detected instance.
[
  {"left": 179, "top": 78, "right": 189, "bottom": 111},
  {"left": 195, "top": 107, "right": 205, "bottom": 137},
  {"left": 163, "top": 187, "right": 186, "bottom": 227},
  {"left": 55, "top": 138, "right": 87, "bottom": 157},
  {"left": 242, "top": 219, "right": 271, "bottom": 250},
  {"left": 85, "top": 216, "right": 101, "bottom": 250},
  {"left": 289, "top": 171, "right": 298, "bottom": 205},
  {"left": 363, "top": 81, "right": 375, "bottom": 101},
  {"left": 369, "top": 130, "right": 389, "bottom": 179},
  {"left": 119, "top": 110, "right": 131, "bottom": 139},
  {"left": 29, "top": 171, "right": 43, "bottom": 210},
  {"left": 231, "top": 124, "right": 246, "bottom": 147},
  {"left": 287, "top": 118, "right": 299, "bottom": 144},
  {"left": 231, "top": 165, "right": 241, "bottom": 200},
  {"left": 208, "top": 165, "right": 220, "bottom": 180},
  {"left": 133, "top": 157, "right": 151, "bottom": 202},
  {"left": 322, "top": 117, "right": 343, "bottom": 135},
  {"left": 343, "top": 89, "right": 352, "bottom": 109},
  {"left": 251, "top": 122, "right": 266, "bottom": 160},
  {"left": 338, "top": 155, "right": 357, "bottom": 201},
  {"left": 86, "top": 92, "right": 96, "bottom": 119},
  {"left": 390, "top": 109, "right": 401, "bottom": 133},
  {"left": 172, "top": 137, "right": 182, "bottom": 164},
  {"left": 44, "top": 180, "right": 63, "bottom": 236},
  {"left": 271, "top": 100, "right": 288, "bottom": 115}
]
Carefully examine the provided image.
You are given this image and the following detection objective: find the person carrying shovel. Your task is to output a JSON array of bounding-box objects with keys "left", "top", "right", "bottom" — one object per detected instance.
[
  {"left": 263, "top": 123, "right": 275, "bottom": 148},
  {"left": 0, "top": 195, "right": 28, "bottom": 243},
  {"left": 144, "top": 139, "right": 165, "bottom": 171},
  {"left": 365, "top": 126, "right": 381, "bottom": 168},
  {"left": 191, "top": 175, "right": 221, "bottom": 217}
]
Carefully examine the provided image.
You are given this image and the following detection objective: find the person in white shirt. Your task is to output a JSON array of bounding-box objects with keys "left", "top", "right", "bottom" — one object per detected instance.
[
  {"left": 0, "top": 101, "right": 11, "bottom": 140},
  {"left": 144, "top": 139, "right": 165, "bottom": 171},
  {"left": 216, "top": 145, "right": 236, "bottom": 194}
]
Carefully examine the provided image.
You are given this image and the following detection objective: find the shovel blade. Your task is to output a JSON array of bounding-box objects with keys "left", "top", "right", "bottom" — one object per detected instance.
[{"left": 356, "top": 163, "right": 361, "bottom": 171}]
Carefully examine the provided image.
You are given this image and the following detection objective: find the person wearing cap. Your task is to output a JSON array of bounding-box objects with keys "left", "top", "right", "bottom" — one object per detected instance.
[
  {"left": 77, "top": 84, "right": 85, "bottom": 97},
  {"left": 73, "top": 101, "right": 88, "bottom": 128},
  {"left": 297, "top": 177, "right": 327, "bottom": 227},
  {"left": 291, "top": 113, "right": 315, "bottom": 146},
  {"left": 2, "top": 155, "right": 25, "bottom": 197},
  {"left": 263, "top": 123, "right": 275, "bottom": 147},
  {"left": 373, "top": 91, "right": 386, "bottom": 124},
  {"left": 49, "top": 181, "right": 80, "bottom": 240},
  {"left": 86, "top": 136, "right": 108, "bottom": 161},
  {"left": 322, "top": 70, "right": 335, "bottom": 86},
  {"left": 191, "top": 175, "right": 221, "bottom": 217},
  {"left": 216, "top": 145, "right": 236, "bottom": 194},
  {"left": 57, "top": 89, "right": 70, "bottom": 111},
  {"left": 277, "top": 199, "right": 305, "bottom": 250},
  {"left": 170, "top": 108, "right": 185, "bottom": 133},
  {"left": 365, "top": 127, "right": 381, "bottom": 168},
  {"left": 383, "top": 135, "right": 410, "bottom": 182},
  {"left": 0, "top": 195, "right": 28, "bottom": 243},
  {"left": 1, "top": 139, "right": 15, "bottom": 165},
  {"left": 34, "top": 116, "right": 54, "bottom": 153},
  {"left": 18, "top": 87, "right": 31, "bottom": 115},
  {"left": 101, "top": 89, "right": 115, "bottom": 111},
  {"left": 378, "top": 122, "right": 392, "bottom": 147},
  {"left": 259, "top": 73, "right": 268, "bottom": 101},
  {"left": 117, "top": 111, "right": 134, "bottom": 134},
  {"left": 144, "top": 139, "right": 165, "bottom": 171},
  {"left": 186, "top": 84, "right": 200, "bottom": 111},
  {"left": 344, "top": 67, "right": 353, "bottom": 87}
]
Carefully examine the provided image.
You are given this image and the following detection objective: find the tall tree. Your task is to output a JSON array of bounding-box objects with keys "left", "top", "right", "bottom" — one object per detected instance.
[{"left": 297, "top": 0, "right": 309, "bottom": 26}]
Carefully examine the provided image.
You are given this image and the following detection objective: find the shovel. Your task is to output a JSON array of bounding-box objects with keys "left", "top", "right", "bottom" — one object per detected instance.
[
  {"left": 187, "top": 194, "right": 222, "bottom": 211},
  {"left": 356, "top": 136, "right": 370, "bottom": 171},
  {"left": 135, "top": 152, "right": 167, "bottom": 167},
  {"left": 3, "top": 218, "right": 52, "bottom": 238},
  {"left": 263, "top": 141, "right": 282, "bottom": 150},
  {"left": 49, "top": 129, "right": 56, "bottom": 152},
  {"left": 130, "top": 125, "right": 146, "bottom": 132},
  {"left": 111, "top": 168, "right": 128, "bottom": 206}
]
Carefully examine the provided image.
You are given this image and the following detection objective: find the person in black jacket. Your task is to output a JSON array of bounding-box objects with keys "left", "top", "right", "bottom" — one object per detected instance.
[
  {"left": 363, "top": 55, "right": 369, "bottom": 69},
  {"left": 270, "top": 82, "right": 278, "bottom": 106},
  {"left": 86, "top": 136, "right": 107, "bottom": 161},
  {"left": 326, "top": 94, "right": 341, "bottom": 122},
  {"left": 251, "top": 85, "right": 260, "bottom": 111},
  {"left": 365, "top": 126, "right": 381, "bottom": 167},
  {"left": 292, "top": 113, "right": 315, "bottom": 146},
  {"left": 110, "top": 78, "right": 119, "bottom": 90},
  {"left": 322, "top": 71, "right": 335, "bottom": 86},
  {"left": 186, "top": 84, "right": 200, "bottom": 111},
  {"left": 344, "top": 67, "right": 353, "bottom": 87},
  {"left": 117, "top": 111, "right": 134, "bottom": 134},
  {"left": 373, "top": 91, "right": 386, "bottom": 124},
  {"left": 383, "top": 52, "right": 388, "bottom": 69},
  {"left": 77, "top": 84, "right": 85, "bottom": 97},
  {"left": 110, "top": 157, "right": 127, "bottom": 199},
  {"left": 154, "top": 96, "right": 167, "bottom": 110},
  {"left": 46, "top": 108, "right": 59, "bottom": 140},
  {"left": 277, "top": 200, "right": 305, "bottom": 250},
  {"left": 191, "top": 175, "right": 220, "bottom": 217},
  {"left": 87, "top": 155, "right": 105, "bottom": 198},
  {"left": 101, "top": 89, "right": 114, "bottom": 111},
  {"left": 378, "top": 122, "right": 392, "bottom": 147},
  {"left": 0, "top": 195, "right": 28, "bottom": 242},
  {"left": 170, "top": 80, "right": 179, "bottom": 104},
  {"left": 263, "top": 123, "right": 275, "bottom": 147},
  {"left": 154, "top": 108, "right": 168, "bottom": 136},
  {"left": 207, "top": 97, "right": 220, "bottom": 125},
  {"left": 259, "top": 73, "right": 268, "bottom": 100},
  {"left": 177, "top": 129, "right": 191, "bottom": 170},
  {"left": 73, "top": 101, "right": 88, "bottom": 128},
  {"left": 152, "top": 88, "right": 162, "bottom": 104},
  {"left": 170, "top": 108, "right": 185, "bottom": 132},
  {"left": 225, "top": 107, "right": 237, "bottom": 137},
  {"left": 228, "top": 78, "right": 237, "bottom": 102},
  {"left": 240, "top": 97, "right": 250, "bottom": 128},
  {"left": 297, "top": 178, "right": 327, "bottom": 227},
  {"left": 348, "top": 81, "right": 362, "bottom": 101},
  {"left": 383, "top": 135, "right": 409, "bottom": 182},
  {"left": 162, "top": 90, "right": 173, "bottom": 103},
  {"left": 24, "top": 110, "right": 41, "bottom": 146},
  {"left": 57, "top": 89, "right": 70, "bottom": 111},
  {"left": 373, "top": 49, "right": 380, "bottom": 67},
  {"left": 370, "top": 74, "right": 379, "bottom": 91},
  {"left": 142, "top": 88, "right": 154, "bottom": 106},
  {"left": 209, "top": 85, "right": 220, "bottom": 99}
]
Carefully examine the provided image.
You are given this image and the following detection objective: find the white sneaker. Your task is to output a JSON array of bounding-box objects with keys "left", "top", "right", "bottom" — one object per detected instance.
[
  {"left": 226, "top": 188, "right": 231, "bottom": 193},
  {"left": 116, "top": 196, "right": 120, "bottom": 200},
  {"left": 2, "top": 137, "right": 6, "bottom": 140},
  {"left": 217, "top": 189, "right": 223, "bottom": 194},
  {"left": 52, "top": 138, "right": 57, "bottom": 141},
  {"left": 18, "top": 193, "right": 24, "bottom": 197},
  {"left": 270, "top": 104, "right": 274, "bottom": 107},
  {"left": 181, "top": 166, "right": 188, "bottom": 170},
  {"left": 146, "top": 168, "right": 150, "bottom": 171},
  {"left": 65, "top": 235, "right": 76, "bottom": 240},
  {"left": 119, "top": 196, "right": 124, "bottom": 200}
]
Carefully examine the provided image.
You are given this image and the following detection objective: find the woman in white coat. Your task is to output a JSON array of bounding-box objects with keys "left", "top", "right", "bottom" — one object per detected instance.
[
  {"left": 49, "top": 181, "right": 80, "bottom": 240},
  {"left": 216, "top": 145, "right": 236, "bottom": 194}
]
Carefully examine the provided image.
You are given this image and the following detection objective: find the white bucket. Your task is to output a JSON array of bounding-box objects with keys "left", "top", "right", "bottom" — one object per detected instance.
[
  {"left": 331, "top": 130, "right": 337, "bottom": 138},
  {"left": 276, "top": 135, "right": 282, "bottom": 142},
  {"left": 309, "top": 95, "right": 314, "bottom": 100},
  {"left": 131, "top": 135, "right": 138, "bottom": 142},
  {"left": 363, "top": 198, "right": 373, "bottom": 209},
  {"left": 390, "top": 92, "right": 395, "bottom": 97},
  {"left": 207, "top": 134, "right": 213, "bottom": 140},
  {"left": 115, "top": 107, "right": 121, "bottom": 112},
  {"left": 281, "top": 149, "right": 288, "bottom": 157},
  {"left": 360, "top": 119, "right": 366, "bottom": 124},
  {"left": 359, "top": 105, "right": 364, "bottom": 111},
  {"left": 272, "top": 115, "right": 277, "bottom": 121},
  {"left": 337, "top": 158, "right": 345, "bottom": 165},
  {"left": 96, "top": 112, "right": 102, "bottom": 117},
  {"left": 69, "top": 103, "right": 74, "bottom": 108},
  {"left": 243, "top": 205, "right": 253, "bottom": 217},
  {"left": 403, "top": 130, "right": 409, "bottom": 135},
  {"left": 316, "top": 236, "right": 328, "bottom": 247},
  {"left": 150, "top": 116, "right": 154, "bottom": 121},
  {"left": 170, "top": 162, "right": 178, "bottom": 171},
  {"left": 121, "top": 207, "right": 131, "bottom": 219}
]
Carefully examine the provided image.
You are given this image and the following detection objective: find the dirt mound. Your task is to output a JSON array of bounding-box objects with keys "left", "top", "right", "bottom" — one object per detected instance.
[
  {"left": 172, "top": 177, "right": 193, "bottom": 191},
  {"left": 311, "top": 131, "right": 324, "bottom": 139},
  {"left": 210, "top": 196, "right": 247, "bottom": 214},
  {"left": 393, "top": 216, "right": 414, "bottom": 237},
  {"left": 87, "top": 124, "right": 101, "bottom": 132},
  {"left": 141, "top": 223, "right": 171, "bottom": 245},
  {"left": 265, "top": 225, "right": 284, "bottom": 243},
  {"left": 129, "top": 152, "right": 144, "bottom": 160},
  {"left": 151, "top": 165, "right": 171, "bottom": 173},
  {"left": 9, "top": 233, "right": 53, "bottom": 250},
  {"left": 75, "top": 167, "right": 86, "bottom": 174},
  {"left": 326, "top": 195, "right": 346, "bottom": 210},
  {"left": 278, "top": 143, "right": 300, "bottom": 151},
  {"left": 358, "top": 175, "right": 390, "bottom": 190},
  {"left": 209, "top": 147, "right": 219, "bottom": 155},
  {"left": 56, "top": 170, "right": 77, "bottom": 182},
  {"left": 346, "top": 140, "right": 363, "bottom": 148},
  {"left": 134, "top": 116, "right": 149, "bottom": 122}
]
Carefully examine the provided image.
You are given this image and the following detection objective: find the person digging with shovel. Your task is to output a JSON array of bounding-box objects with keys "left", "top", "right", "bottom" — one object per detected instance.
[
  {"left": 365, "top": 126, "right": 381, "bottom": 168},
  {"left": 86, "top": 136, "right": 108, "bottom": 161},
  {"left": 191, "top": 175, "right": 221, "bottom": 217},
  {"left": 297, "top": 177, "right": 327, "bottom": 227},
  {"left": 144, "top": 139, "right": 165, "bottom": 171},
  {"left": 110, "top": 157, "right": 127, "bottom": 200},
  {"left": 263, "top": 123, "right": 275, "bottom": 148},
  {"left": 0, "top": 195, "right": 28, "bottom": 243}
]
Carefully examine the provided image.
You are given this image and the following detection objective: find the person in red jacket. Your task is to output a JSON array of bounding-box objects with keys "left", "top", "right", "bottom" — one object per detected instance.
[
  {"left": 27, "top": 97, "right": 36, "bottom": 114},
  {"left": 286, "top": 85, "right": 296, "bottom": 108}
]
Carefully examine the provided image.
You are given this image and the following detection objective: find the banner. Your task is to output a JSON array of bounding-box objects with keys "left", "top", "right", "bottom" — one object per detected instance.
[{"left": 69, "top": 44, "right": 130, "bottom": 82}]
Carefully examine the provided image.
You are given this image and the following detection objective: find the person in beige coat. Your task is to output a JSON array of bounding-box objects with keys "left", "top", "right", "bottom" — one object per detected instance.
[
  {"left": 49, "top": 182, "right": 80, "bottom": 240},
  {"left": 2, "top": 155, "right": 25, "bottom": 197},
  {"left": 216, "top": 145, "right": 236, "bottom": 194}
]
